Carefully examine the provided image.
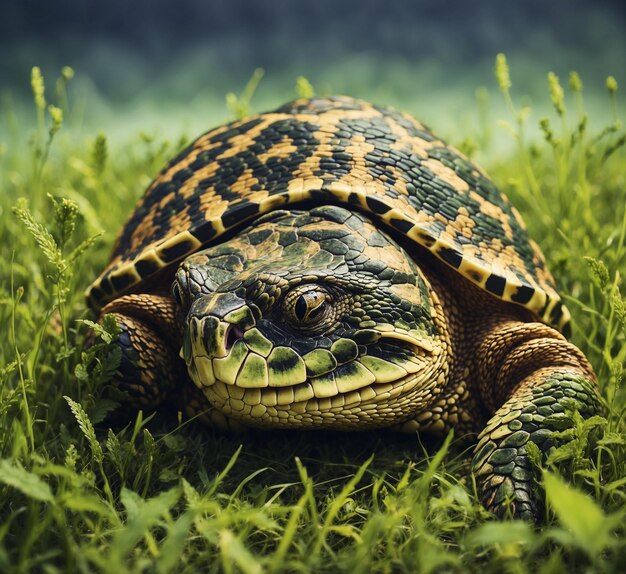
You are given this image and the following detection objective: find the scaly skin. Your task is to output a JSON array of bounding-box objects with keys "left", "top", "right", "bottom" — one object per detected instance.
[
  {"left": 100, "top": 206, "right": 600, "bottom": 519},
  {"left": 471, "top": 321, "right": 598, "bottom": 518}
]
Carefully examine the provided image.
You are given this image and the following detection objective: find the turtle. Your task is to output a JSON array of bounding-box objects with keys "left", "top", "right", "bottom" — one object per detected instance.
[{"left": 87, "top": 96, "right": 600, "bottom": 520}]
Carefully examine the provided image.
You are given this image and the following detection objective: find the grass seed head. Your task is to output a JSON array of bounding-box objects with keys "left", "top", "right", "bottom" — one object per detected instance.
[
  {"left": 495, "top": 53, "right": 511, "bottom": 93},
  {"left": 31, "top": 66, "right": 46, "bottom": 111},
  {"left": 548, "top": 72, "right": 566, "bottom": 116},
  {"left": 569, "top": 71, "right": 583, "bottom": 93}
]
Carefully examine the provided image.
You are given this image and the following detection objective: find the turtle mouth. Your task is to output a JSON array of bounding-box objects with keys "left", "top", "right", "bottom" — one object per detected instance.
[
  {"left": 182, "top": 315, "right": 441, "bottom": 424},
  {"left": 206, "top": 375, "right": 419, "bottom": 411}
]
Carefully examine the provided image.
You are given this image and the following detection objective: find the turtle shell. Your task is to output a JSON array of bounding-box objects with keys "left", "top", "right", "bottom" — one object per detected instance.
[{"left": 87, "top": 96, "right": 569, "bottom": 332}]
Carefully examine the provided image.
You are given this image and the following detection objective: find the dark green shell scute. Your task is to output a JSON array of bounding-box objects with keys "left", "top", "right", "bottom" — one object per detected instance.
[
  {"left": 222, "top": 203, "right": 262, "bottom": 229},
  {"left": 160, "top": 240, "right": 196, "bottom": 261},
  {"left": 510, "top": 285, "right": 535, "bottom": 305},
  {"left": 191, "top": 223, "right": 218, "bottom": 243},
  {"left": 110, "top": 272, "right": 134, "bottom": 292},
  {"left": 437, "top": 247, "right": 463, "bottom": 269},
  {"left": 486, "top": 274, "right": 507, "bottom": 297}
]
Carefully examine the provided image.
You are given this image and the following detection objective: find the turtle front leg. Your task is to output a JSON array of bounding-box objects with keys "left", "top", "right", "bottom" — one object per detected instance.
[
  {"left": 472, "top": 321, "right": 601, "bottom": 520},
  {"left": 100, "top": 293, "right": 186, "bottom": 410}
]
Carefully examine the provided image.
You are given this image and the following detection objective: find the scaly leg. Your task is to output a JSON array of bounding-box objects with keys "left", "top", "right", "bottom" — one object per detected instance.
[
  {"left": 472, "top": 322, "right": 600, "bottom": 519},
  {"left": 100, "top": 293, "right": 185, "bottom": 410},
  {"left": 100, "top": 293, "right": 237, "bottom": 427}
]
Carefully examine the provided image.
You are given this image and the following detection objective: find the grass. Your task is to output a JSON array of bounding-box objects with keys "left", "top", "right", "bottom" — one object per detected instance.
[{"left": 0, "top": 56, "right": 625, "bottom": 573}]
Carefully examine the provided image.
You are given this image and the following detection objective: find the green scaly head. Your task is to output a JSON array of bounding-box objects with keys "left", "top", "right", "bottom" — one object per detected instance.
[{"left": 173, "top": 205, "right": 451, "bottom": 429}]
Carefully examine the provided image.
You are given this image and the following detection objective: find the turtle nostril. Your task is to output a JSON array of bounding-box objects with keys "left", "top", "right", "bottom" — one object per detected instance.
[{"left": 225, "top": 324, "right": 243, "bottom": 351}]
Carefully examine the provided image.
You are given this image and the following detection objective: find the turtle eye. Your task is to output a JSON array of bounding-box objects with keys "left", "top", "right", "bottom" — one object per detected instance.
[
  {"left": 285, "top": 286, "right": 330, "bottom": 327},
  {"left": 294, "top": 295, "right": 308, "bottom": 321}
]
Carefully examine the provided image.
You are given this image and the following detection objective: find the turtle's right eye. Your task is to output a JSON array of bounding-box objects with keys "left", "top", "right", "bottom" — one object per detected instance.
[{"left": 282, "top": 284, "right": 334, "bottom": 331}]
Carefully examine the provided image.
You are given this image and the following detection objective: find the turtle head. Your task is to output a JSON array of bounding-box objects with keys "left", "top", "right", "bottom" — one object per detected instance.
[{"left": 173, "top": 206, "right": 451, "bottom": 429}]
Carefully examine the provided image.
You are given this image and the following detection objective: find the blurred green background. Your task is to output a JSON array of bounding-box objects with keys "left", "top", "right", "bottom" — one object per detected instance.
[{"left": 1, "top": 0, "right": 625, "bottom": 142}]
